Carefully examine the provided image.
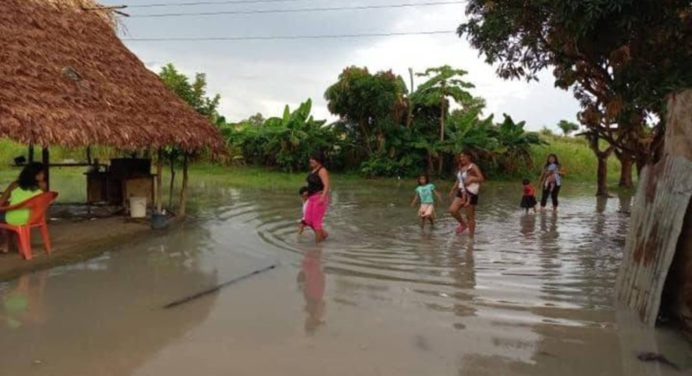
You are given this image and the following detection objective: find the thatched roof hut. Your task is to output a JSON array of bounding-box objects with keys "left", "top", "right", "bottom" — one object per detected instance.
[{"left": 0, "top": 0, "right": 224, "bottom": 153}]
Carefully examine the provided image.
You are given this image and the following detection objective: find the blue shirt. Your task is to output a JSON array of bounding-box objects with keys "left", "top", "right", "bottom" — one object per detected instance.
[{"left": 415, "top": 184, "right": 436, "bottom": 204}]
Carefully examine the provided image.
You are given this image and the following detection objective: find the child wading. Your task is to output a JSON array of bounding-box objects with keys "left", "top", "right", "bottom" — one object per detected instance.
[
  {"left": 411, "top": 174, "right": 442, "bottom": 228},
  {"left": 520, "top": 179, "right": 538, "bottom": 214},
  {"left": 298, "top": 186, "right": 309, "bottom": 235}
]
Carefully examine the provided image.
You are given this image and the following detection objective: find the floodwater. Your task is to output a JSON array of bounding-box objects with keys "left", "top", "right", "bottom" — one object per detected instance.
[{"left": 1, "top": 180, "right": 690, "bottom": 375}]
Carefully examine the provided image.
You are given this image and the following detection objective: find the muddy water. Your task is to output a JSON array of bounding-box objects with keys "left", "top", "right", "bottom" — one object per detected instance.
[{"left": 1, "top": 180, "right": 690, "bottom": 375}]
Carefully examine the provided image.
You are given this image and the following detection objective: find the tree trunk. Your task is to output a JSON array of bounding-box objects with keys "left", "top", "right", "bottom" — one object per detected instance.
[
  {"left": 359, "top": 120, "right": 373, "bottom": 155},
  {"left": 616, "top": 89, "right": 692, "bottom": 329},
  {"left": 168, "top": 154, "right": 176, "bottom": 209},
  {"left": 616, "top": 151, "right": 635, "bottom": 188},
  {"left": 588, "top": 133, "right": 613, "bottom": 197},
  {"left": 406, "top": 68, "right": 414, "bottom": 129},
  {"left": 427, "top": 151, "right": 434, "bottom": 175},
  {"left": 438, "top": 91, "right": 446, "bottom": 176},
  {"left": 178, "top": 153, "right": 189, "bottom": 217},
  {"left": 596, "top": 153, "right": 609, "bottom": 197}
]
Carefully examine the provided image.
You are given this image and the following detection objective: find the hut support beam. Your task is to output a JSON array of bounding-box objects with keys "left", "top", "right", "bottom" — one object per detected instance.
[
  {"left": 616, "top": 90, "right": 692, "bottom": 327},
  {"left": 42, "top": 147, "right": 50, "bottom": 191},
  {"left": 168, "top": 153, "right": 176, "bottom": 209},
  {"left": 178, "top": 153, "right": 189, "bottom": 217},
  {"left": 28, "top": 144, "right": 34, "bottom": 163},
  {"left": 155, "top": 149, "right": 163, "bottom": 213}
]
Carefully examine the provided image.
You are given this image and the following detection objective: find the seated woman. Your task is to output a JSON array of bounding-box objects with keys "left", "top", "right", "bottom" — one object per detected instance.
[{"left": 0, "top": 162, "right": 47, "bottom": 253}]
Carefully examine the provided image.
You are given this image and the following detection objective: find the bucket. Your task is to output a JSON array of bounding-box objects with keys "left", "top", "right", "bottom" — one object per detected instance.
[
  {"left": 151, "top": 212, "right": 170, "bottom": 230},
  {"left": 129, "top": 197, "right": 147, "bottom": 218}
]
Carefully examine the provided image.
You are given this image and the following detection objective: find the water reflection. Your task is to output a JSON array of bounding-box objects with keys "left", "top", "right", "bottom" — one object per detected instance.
[
  {"left": 1, "top": 271, "right": 48, "bottom": 329},
  {"left": 0, "top": 225, "right": 219, "bottom": 376},
  {"left": 298, "top": 248, "right": 326, "bottom": 335}
]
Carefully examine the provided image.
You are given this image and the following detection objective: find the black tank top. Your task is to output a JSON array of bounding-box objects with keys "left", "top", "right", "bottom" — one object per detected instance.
[{"left": 306, "top": 167, "right": 324, "bottom": 196}]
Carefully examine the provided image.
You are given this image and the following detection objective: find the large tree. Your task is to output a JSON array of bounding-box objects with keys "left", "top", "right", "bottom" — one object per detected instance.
[
  {"left": 458, "top": 0, "right": 691, "bottom": 194},
  {"left": 324, "top": 66, "right": 408, "bottom": 156}
]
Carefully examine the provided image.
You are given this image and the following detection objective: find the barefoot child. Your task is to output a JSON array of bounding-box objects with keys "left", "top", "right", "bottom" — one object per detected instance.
[
  {"left": 298, "top": 186, "right": 309, "bottom": 235},
  {"left": 520, "top": 179, "right": 538, "bottom": 214},
  {"left": 411, "top": 174, "right": 443, "bottom": 228}
]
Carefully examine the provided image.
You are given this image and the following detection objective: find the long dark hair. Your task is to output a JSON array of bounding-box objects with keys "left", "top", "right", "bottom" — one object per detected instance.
[
  {"left": 309, "top": 151, "right": 326, "bottom": 166},
  {"left": 545, "top": 153, "right": 560, "bottom": 168},
  {"left": 17, "top": 162, "right": 45, "bottom": 190}
]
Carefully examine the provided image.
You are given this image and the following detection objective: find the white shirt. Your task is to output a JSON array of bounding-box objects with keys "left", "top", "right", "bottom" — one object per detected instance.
[{"left": 458, "top": 164, "right": 480, "bottom": 195}]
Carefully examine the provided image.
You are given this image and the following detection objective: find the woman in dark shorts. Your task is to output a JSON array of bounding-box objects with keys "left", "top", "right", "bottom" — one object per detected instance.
[{"left": 448, "top": 152, "right": 484, "bottom": 236}]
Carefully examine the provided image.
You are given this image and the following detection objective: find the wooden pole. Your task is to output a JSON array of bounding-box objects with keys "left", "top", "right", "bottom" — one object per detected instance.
[
  {"left": 168, "top": 153, "right": 176, "bottom": 209},
  {"left": 41, "top": 147, "right": 50, "bottom": 191},
  {"left": 156, "top": 148, "right": 163, "bottom": 213},
  {"left": 178, "top": 153, "right": 189, "bottom": 217},
  {"left": 86, "top": 146, "right": 92, "bottom": 165},
  {"left": 28, "top": 144, "right": 34, "bottom": 163}
]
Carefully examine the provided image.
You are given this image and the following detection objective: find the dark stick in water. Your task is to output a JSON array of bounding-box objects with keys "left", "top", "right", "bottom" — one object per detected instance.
[{"left": 163, "top": 264, "right": 277, "bottom": 309}]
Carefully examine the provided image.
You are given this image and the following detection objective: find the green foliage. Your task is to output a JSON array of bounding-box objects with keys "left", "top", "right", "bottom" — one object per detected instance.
[
  {"left": 227, "top": 99, "right": 342, "bottom": 172},
  {"left": 221, "top": 65, "right": 550, "bottom": 179},
  {"left": 557, "top": 120, "right": 580, "bottom": 136},
  {"left": 324, "top": 66, "right": 408, "bottom": 155},
  {"left": 159, "top": 63, "right": 222, "bottom": 123},
  {"left": 457, "top": 0, "right": 691, "bottom": 165},
  {"left": 411, "top": 66, "right": 476, "bottom": 109}
]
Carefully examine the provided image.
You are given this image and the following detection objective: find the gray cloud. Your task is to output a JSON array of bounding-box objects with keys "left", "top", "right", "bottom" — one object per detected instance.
[{"left": 107, "top": 0, "right": 580, "bottom": 129}]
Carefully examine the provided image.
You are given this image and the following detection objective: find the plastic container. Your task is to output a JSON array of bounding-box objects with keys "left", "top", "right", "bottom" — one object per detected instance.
[
  {"left": 151, "top": 212, "right": 170, "bottom": 229},
  {"left": 129, "top": 197, "right": 147, "bottom": 218}
]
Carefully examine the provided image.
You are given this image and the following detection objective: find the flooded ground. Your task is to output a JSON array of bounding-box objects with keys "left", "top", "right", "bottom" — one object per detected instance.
[{"left": 1, "top": 179, "right": 690, "bottom": 375}]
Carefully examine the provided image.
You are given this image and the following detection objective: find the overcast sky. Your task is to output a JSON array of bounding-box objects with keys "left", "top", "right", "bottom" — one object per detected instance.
[{"left": 104, "top": 0, "right": 581, "bottom": 130}]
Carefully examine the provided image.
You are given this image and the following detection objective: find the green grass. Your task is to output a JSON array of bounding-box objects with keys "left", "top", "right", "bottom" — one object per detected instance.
[{"left": 1, "top": 136, "right": 631, "bottom": 194}]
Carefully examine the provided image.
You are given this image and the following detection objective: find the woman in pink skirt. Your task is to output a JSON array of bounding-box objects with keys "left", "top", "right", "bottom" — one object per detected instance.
[{"left": 303, "top": 152, "right": 330, "bottom": 243}]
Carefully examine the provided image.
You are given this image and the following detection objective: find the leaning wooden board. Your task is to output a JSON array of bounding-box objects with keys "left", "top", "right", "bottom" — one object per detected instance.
[{"left": 616, "top": 90, "right": 692, "bottom": 327}]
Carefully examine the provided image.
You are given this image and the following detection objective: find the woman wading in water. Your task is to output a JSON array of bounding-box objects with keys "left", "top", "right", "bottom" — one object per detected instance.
[
  {"left": 538, "top": 153, "right": 564, "bottom": 212},
  {"left": 448, "top": 152, "right": 484, "bottom": 236},
  {"left": 303, "top": 153, "right": 330, "bottom": 243}
]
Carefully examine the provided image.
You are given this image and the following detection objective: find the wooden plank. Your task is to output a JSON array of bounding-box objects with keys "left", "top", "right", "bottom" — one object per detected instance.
[
  {"left": 42, "top": 147, "right": 50, "bottom": 191},
  {"left": 616, "top": 90, "right": 692, "bottom": 326}
]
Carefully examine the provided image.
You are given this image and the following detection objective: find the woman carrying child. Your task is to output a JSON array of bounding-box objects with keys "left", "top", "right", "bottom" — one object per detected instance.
[
  {"left": 448, "top": 151, "right": 484, "bottom": 236},
  {"left": 303, "top": 152, "right": 330, "bottom": 243},
  {"left": 539, "top": 154, "right": 564, "bottom": 212},
  {"left": 411, "top": 174, "right": 443, "bottom": 229}
]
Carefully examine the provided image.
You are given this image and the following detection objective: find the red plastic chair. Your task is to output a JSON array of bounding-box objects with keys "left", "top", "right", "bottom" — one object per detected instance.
[{"left": 0, "top": 192, "right": 58, "bottom": 260}]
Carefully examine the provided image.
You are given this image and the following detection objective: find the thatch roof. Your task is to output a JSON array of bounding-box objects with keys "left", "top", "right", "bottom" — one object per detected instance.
[{"left": 0, "top": 0, "right": 225, "bottom": 153}]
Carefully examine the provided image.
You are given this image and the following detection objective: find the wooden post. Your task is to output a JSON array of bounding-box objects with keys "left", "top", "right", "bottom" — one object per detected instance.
[
  {"left": 156, "top": 148, "right": 163, "bottom": 213},
  {"left": 616, "top": 89, "right": 692, "bottom": 327},
  {"left": 168, "top": 152, "right": 176, "bottom": 209},
  {"left": 41, "top": 147, "right": 50, "bottom": 191},
  {"left": 86, "top": 146, "right": 92, "bottom": 165},
  {"left": 28, "top": 144, "right": 34, "bottom": 163},
  {"left": 178, "top": 153, "right": 189, "bottom": 217}
]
